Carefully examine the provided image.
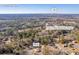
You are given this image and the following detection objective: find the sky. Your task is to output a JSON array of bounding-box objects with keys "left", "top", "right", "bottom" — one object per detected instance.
[{"left": 0, "top": 4, "right": 79, "bottom": 14}]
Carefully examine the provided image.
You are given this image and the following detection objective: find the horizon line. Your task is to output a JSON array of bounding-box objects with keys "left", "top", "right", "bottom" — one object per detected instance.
[{"left": 0, "top": 13, "right": 79, "bottom": 14}]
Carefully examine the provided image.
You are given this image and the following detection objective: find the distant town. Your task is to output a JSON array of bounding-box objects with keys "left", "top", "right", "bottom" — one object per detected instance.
[{"left": 0, "top": 14, "right": 79, "bottom": 55}]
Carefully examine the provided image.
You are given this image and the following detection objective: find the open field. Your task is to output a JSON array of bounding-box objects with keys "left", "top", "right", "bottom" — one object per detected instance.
[{"left": 0, "top": 14, "right": 79, "bottom": 55}]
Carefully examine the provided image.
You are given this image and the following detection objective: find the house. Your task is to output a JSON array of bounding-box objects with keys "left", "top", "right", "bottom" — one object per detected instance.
[{"left": 32, "top": 42, "right": 40, "bottom": 47}]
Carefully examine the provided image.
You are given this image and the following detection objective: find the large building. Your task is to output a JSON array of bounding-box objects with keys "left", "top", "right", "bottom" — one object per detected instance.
[{"left": 45, "top": 23, "right": 74, "bottom": 30}]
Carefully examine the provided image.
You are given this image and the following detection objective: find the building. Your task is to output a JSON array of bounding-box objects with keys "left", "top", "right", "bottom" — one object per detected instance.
[{"left": 45, "top": 23, "right": 74, "bottom": 30}]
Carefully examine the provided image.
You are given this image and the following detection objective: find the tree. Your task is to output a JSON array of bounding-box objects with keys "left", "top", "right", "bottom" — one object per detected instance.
[
  {"left": 40, "top": 36, "right": 49, "bottom": 45},
  {"left": 76, "top": 33, "right": 79, "bottom": 42}
]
